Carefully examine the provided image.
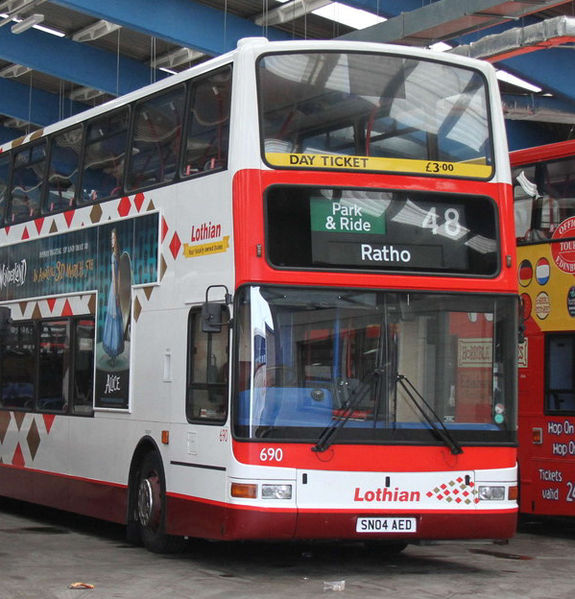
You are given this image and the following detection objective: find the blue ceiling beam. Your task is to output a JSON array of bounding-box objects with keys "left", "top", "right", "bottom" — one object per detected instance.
[
  {"left": 0, "top": 78, "right": 86, "bottom": 126},
  {"left": 0, "top": 27, "right": 165, "bottom": 96},
  {"left": 506, "top": 120, "right": 565, "bottom": 151},
  {"left": 498, "top": 47, "right": 575, "bottom": 105},
  {"left": 52, "top": 0, "right": 291, "bottom": 55}
]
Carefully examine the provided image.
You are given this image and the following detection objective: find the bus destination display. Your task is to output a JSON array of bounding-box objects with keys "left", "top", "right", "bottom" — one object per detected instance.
[{"left": 266, "top": 187, "right": 498, "bottom": 275}]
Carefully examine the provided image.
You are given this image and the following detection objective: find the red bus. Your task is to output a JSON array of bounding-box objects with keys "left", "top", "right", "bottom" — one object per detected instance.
[
  {"left": 512, "top": 139, "right": 575, "bottom": 516},
  {"left": 0, "top": 37, "right": 517, "bottom": 553}
]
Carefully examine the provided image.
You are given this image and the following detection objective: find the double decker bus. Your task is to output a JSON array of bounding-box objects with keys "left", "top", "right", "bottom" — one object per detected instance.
[
  {"left": 0, "top": 37, "right": 518, "bottom": 553},
  {"left": 512, "top": 139, "right": 575, "bottom": 516}
]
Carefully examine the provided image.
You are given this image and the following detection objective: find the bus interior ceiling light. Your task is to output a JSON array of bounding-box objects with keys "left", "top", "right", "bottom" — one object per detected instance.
[{"left": 11, "top": 12, "right": 43, "bottom": 33}]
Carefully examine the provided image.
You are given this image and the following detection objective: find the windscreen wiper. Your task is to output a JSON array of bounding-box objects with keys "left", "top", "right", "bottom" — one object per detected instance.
[
  {"left": 396, "top": 374, "right": 463, "bottom": 455},
  {"left": 312, "top": 369, "right": 383, "bottom": 453}
]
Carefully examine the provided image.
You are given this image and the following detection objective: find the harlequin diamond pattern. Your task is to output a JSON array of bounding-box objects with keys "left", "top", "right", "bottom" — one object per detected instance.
[
  {"left": 0, "top": 413, "right": 58, "bottom": 467},
  {"left": 90, "top": 204, "right": 103, "bottom": 224},
  {"left": 134, "top": 193, "right": 145, "bottom": 212},
  {"left": 426, "top": 477, "right": 477, "bottom": 504},
  {"left": 169, "top": 232, "right": 181, "bottom": 259},
  {"left": 118, "top": 196, "right": 132, "bottom": 217},
  {"left": 27, "top": 419, "right": 40, "bottom": 461}
]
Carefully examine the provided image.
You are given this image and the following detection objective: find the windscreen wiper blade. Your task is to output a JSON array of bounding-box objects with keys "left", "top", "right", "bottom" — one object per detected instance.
[
  {"left": 396, "top": 374, "right": 463, "bottom": 456},
  {"left": 312, "top": 369, "right": 382, "bottom": 453}
]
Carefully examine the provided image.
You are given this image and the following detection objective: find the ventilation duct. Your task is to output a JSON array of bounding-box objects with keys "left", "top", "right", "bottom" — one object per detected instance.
[
  {"left": 451, "top": 15, "right": 575, "bottom": 62},
  {"left": 339, "top": 0, "right": 572, "bottom": 45}
]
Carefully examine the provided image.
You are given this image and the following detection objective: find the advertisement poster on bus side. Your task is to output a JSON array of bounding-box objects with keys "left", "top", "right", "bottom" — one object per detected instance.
[{"left": 0, "top": 212, "right": 159, "bottom": 410}]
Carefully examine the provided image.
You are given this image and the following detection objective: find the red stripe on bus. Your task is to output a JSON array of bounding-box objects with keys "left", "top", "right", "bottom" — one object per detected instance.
[{"left": 231, "top": 441, "right": 516, "bottom": 471}]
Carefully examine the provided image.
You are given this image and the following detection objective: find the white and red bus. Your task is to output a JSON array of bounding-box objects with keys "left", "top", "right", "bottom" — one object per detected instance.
[
  {"left": 511, "top": 139, "right": 575, "bottom": 517},
  {"left": 0, "top": 37, "right": 518, "bottom": 553}
]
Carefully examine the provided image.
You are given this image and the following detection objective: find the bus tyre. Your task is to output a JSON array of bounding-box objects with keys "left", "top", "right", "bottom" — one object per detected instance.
[{"left": 135, "top": 451, "right": 185, "bottom": 553}]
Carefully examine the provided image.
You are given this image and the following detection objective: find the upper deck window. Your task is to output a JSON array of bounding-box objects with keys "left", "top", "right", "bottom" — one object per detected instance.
[
  {"left": 80, "top": 108, "right": 129, "bottom": 205},
  {"left": 513, "top": 156, "right": 575, "bottom": 244},
  {"left": 0, "top": 154, "right": 10, "bottom": 223},
  {"left": 258, "top": 52, "right": 493, "bottom": 179},
  {"left": 182, "top": 66, "right": 232, "bottom": 177},
  {"left": 9, "top": 142, "right": 47, "bottom": 223},
  {"left": 127, "top": 85, "right": 186, "bottom": 191},
  {"left": 44, "top": 126, "right": 83, "bottom": 214}
]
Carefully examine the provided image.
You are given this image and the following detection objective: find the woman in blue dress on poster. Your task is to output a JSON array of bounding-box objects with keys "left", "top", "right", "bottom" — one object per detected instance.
[{"left": 102, "top": 228, "right": 124, "bottom": 365}]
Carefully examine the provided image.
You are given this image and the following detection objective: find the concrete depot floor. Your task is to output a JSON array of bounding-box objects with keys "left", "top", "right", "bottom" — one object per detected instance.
[{"left": 0, "top": 499, "right": 574, "bottom": 599}]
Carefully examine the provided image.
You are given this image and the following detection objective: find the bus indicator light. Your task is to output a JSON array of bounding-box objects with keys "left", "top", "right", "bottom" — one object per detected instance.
[
  {"left": 532, "top": 427, "right": 543, "bottom": 445},
  {"left": 231, "top": 483, "right": 258, "bottom": 499}
]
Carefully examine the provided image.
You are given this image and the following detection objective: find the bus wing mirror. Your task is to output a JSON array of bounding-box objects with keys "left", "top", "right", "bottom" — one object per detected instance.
[
  {"left": 201, "top": 302, "right": 224, "bottom": 333},
  {"left": 202, "top": 284, "right": 232, "bottom": 332}
]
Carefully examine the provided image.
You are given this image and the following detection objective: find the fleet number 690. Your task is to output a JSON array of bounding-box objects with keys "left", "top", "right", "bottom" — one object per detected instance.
[{"left": 259, "top": 447, "right": 283, "bottom": 462}]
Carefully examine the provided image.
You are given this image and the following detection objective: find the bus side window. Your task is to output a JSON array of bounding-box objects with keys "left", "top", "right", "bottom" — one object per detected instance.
[
  {"left": 44, "top": 126, "right": 83, "bottom": 214},
  {"left": 0, "top": 322, "right": 36, "bottom": 411},
  {"left": 0, "top": 153, "right": 11, "bottom": 225},
  {"left": 79, "top": 108, "right": 129, "bottom": 205},
  {"left": 38, "top": 320, "right": 70, "bottom": 413},
  {"left": 546, "top": 334, "right": 575, "bottom": 414},
  {"left": 127, "top": 85, "right": 186, "bottom": 192},
  {"left": 9, "top": 142, "right": 47, "bottom": 223},
  {"left": 186, "top": 307, "right": 229, "bottom": 423},
  {"left": 72, "top": 319, "right": 95, "bottom": 416},
  {"left": 182, "top": 66, "right": 232, "bottom": 177}
]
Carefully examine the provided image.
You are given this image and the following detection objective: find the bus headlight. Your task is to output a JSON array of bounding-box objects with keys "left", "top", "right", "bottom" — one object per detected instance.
[
  {"left": 261, "top": 484, "right": 292, "bottom": 499},
  {"left": 478, "top": 485, "right": 506, "bottom": 501}
]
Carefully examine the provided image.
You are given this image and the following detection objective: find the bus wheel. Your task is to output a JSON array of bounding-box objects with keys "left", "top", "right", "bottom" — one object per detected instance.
[{"left": 136, "top": 452, "right": 184, "bottom": 553}]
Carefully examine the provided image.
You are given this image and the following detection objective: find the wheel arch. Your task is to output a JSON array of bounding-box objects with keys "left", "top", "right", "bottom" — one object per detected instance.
[{"left": 126, "top": 436, "right": 165, "bottom": 525}]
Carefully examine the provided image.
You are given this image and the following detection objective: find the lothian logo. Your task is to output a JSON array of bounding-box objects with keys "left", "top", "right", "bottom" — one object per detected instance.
[{"left": 354, "top": 487, "right": 421, "bottom": 502}]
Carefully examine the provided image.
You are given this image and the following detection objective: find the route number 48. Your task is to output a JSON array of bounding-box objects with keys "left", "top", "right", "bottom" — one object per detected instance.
[{"left": 421, "top": 207, "right": 462, "bottom": 237}]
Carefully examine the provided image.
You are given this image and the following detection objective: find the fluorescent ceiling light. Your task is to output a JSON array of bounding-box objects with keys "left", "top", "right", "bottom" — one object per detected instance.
[
  {"left": 11, "top": 12, "right": 43, "bottom": 33},
  {"left": 255, "top": 0, "right": 332, "bottom": 27},
  {"left": 271, "top": 0, "right": 385, "bottom": 29},
  {"left": 2, "top": 10, "right": 64, "bottom": 36},
  {"left": 497, "top": 69, "right": 542, "bottom": 93},
  {"left": 429, "top": 41, "right": 452, "bottom": 52},
  {"left": 311, "top": 2, "right": 385, "bottom": 29},
  {"left": 33, "top": 22, "right": 64, "bottom": 36}
]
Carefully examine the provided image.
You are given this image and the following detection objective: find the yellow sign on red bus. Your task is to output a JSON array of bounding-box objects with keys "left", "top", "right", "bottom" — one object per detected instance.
[{"left": 265, "top": 152, "right": 493, "bottom": 179}]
